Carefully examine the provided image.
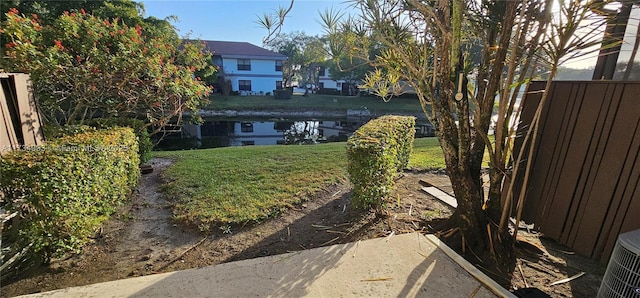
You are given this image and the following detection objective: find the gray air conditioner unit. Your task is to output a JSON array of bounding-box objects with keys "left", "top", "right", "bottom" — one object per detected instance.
[{"left": 598, "top": 229, "right": 640, "bottom": 298}]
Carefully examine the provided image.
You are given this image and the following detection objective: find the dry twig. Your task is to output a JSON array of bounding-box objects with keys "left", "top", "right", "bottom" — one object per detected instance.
[
  {"left": 518, "top": 262, "right": 529, "bottom": 288},
  {"left": 549, "top": 272, "right": 585, "bottom": 286},
  {"left": 156, "top": 237, "right": 207, "bottom": 271},
  {"left": 361, "top": 277, "right": 393, "bottom": 282},
  {"left": 320, "top": 236, "right": 340, "bottom": 246}
]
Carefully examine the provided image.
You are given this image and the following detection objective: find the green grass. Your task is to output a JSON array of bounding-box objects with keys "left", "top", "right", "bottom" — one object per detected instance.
[
  {"left": 155, "top": 137, "right": 446, "bottom": 229},
  {"left": 206, "top": 93, "right": 424, "bottom": 114},
  {"left": 408, "top": 138, "right": 446, "bottom": 170}
]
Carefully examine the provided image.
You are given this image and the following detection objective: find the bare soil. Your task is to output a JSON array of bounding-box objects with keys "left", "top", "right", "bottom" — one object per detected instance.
[{"left": 1, "top": 158, "right": 605, "bottom": 297}]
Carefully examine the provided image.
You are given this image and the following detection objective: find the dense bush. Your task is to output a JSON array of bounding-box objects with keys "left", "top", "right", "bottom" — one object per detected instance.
[
  {"left": 273, "top": 89, "right": 293, "bottom": 100},
  {"left": 43, "top": 119, "right": 153, "bottom": 164},
  {"left": 0, "top": 128, "right": 140, "bottom": 264},
  {"left": 317, "top": 88, "right": 342, "bottom": 95},
  {"left": 346, "top": 115, "right": 415, "bottom": 210},
  {"left": 88, "top": 118, "right": 153, "bottom": 164}
]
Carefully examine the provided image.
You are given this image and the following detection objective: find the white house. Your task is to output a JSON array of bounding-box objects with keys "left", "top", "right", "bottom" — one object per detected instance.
[
  {"left": 316, "top": 66, "right": 358, "bottom": 96},
  {"left": 203, "top": 40, "right": 287, "bottom": 94}
]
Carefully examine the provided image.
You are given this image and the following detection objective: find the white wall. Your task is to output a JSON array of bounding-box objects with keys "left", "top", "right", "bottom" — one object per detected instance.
[{"left": 223, "top": 58, "right": 283, "bottom": 93}]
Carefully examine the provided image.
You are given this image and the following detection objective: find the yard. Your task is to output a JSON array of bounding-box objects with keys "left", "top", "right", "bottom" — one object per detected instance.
[
  {"left": 3, "top": 138, "right": 605, "bottom": 298},
  {"left": 154, "top": 137, "right": 445, "bottom": 228}
]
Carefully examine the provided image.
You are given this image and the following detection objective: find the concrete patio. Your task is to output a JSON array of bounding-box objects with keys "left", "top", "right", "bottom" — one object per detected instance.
[{"left": 19, "top": 233, "right": 514, "bottom": 298}]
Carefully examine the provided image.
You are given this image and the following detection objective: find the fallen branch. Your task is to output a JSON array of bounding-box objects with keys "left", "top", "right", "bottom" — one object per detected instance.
[
  {"left": 518, "top": 262, "right": 529, "bottom": 288},
  {"left": 312, "top": 224, "right": 332, "bottom": 230},
  {"left": 385, "top": 231, "right": 395, "bottom": 242},
  {"left": 326, "top": 230, "right": 347, "bottom": 235},
  {"left": 320, "top": 236, "right": 340, "bottom": 246},
  {"left": 361, "top": 277, "right": 393, "bottom": 282},
  {"left": 156, "top": 237, "right": 207, "bottom": 271},
  {"left": 549, "top": 272, "right": 585, "bottom": 286}
]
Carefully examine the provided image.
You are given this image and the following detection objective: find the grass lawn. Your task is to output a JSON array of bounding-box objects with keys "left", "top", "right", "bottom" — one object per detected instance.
[
  {"left": 206, "top": 93, "right": 424, "bottom": 114},
  {"left": 154, "top": 137, "right": 446, "bottom": 229}
]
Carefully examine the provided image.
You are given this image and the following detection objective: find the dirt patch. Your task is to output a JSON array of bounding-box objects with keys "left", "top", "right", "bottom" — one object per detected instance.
[{"left": 1, "top": 159, "right": 605, "bottom": 297}]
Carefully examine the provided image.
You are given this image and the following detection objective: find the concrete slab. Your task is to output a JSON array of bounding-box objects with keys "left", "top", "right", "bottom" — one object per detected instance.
[
  {"left": 19, "top": 233, "right": 513, "bottom": 298},
  {"left": 422, "top": 186, "right": 458, "bottom": 208}
]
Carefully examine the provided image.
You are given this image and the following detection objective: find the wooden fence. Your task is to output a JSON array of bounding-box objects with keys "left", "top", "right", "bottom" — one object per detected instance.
[
  {"left": 516, "top": 81, "right": 640, "bottom": 262},
  {"left": 0, "top": 73, "right": 44, "bottom": 155}
]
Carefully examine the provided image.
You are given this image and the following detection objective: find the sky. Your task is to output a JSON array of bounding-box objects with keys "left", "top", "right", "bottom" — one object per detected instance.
[
  {"left": 141, "top": 0, "right": 353, "bottom": 47},
  {"left": 138, "top": 1, "right": 640, "bottom": 70}
]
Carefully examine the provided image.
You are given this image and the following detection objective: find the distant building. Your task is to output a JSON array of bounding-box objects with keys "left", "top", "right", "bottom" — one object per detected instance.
[{"left": 203, "top": 40, "right": 287, "bottom": 94}]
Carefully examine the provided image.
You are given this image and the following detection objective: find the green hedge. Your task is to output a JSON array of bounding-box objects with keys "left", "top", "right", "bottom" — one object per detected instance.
[
  {"left": 0, "top": 128, "right": 140, "bottom": 262},
  {"left": 273, "top": 89, "right": 292, "bottom": 100},
  {"left": 346, "top": 115, "right": 415, "bottom": 210},
  {"left": 43, "top": 118, "right": 153, "bottom": 164},
  {"left": 88, "top": 118, "right": 153, "bottom": 164}
]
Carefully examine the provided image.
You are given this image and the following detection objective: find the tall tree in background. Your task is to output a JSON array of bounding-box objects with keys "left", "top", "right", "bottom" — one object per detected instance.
[
  {"left": 265, "top": 32, "right": 327, "bottom": 94},
  {"left": 262, "top": 0, "right": 608, "bottom": 278}
]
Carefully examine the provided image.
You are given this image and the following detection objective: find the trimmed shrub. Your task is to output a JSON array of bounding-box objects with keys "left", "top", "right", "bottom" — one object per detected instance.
[
  {"left": 318, "top": 88, "right": 341, "bottom": 95},
  {"left": 43, "top": 119, "right": 153, "bottom": 164},
  {"left": 88, "top": 118, "right": 153, "bottom": 164},
  {"left": 0, "top": 128, "right": 140, "bottom": 263},
  {"left": 273, "top": 89, "right": 292, "bottom": 100},
  {"left": 346, "top": 115, "right": 415, "bottom": 210}
]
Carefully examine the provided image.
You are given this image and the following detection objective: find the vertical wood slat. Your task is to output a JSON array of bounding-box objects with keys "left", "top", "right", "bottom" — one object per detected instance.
[
  {"left": 564, "top": 83, "right": 621, "bottom": 249},
  {"left": 13, "top": 74, "right": 43, "bottom": 146},
  {"left": 552, "top": 82, "right": 591, "bottom": 243},
  {"left": 517, "top": 81, "right": 640, "bottom": 262},
  {"left": 595, "top": 95, "right": 640, "bottom": 260},
  {"left": 570, "top": 84, "right": 635, "bottom": 257},
  {"left": 534, "top": 82, "right": 582, "bottom": 239},
  {"left": 0, "top": 79, "right": 19, "bottom": 154},
  {"left": 517, "top": 81, "right": 545, "bottom": 223}
]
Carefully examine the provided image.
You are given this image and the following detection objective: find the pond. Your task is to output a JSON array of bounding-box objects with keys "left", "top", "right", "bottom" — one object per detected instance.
[{"left": 155, "top": 118, "right": 435, "bottom": 150}]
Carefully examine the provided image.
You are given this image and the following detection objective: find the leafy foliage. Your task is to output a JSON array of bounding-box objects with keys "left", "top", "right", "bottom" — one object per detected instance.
[
  {"left": 0, "top": 128, "right": 140, "bottom": 264},
  {"left": 0, "top": 7, "right": 215, "bottom": 135},
  {"left": 346, "top": 115, "right": 415, "bottom": 210},
  {"left": 265, "top": 31, "right": 327, "bottom": 90}
]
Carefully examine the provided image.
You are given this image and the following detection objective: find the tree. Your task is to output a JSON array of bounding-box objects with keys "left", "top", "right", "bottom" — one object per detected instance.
[
  {"left": 265, "top": 31, "right": 327, "bottom": 94},
  {"left": 261, "top": 0, "right": 608, "bottom": 278},
  {"left": 1, "top": 7, "right": 215, "bottom": 136}
]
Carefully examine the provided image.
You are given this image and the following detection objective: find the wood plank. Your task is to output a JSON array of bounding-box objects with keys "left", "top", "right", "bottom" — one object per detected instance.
[
  {"left": 534, "top": 82, "right": 582, "bottom": 237},
  {"left": 561, "top": 83, "right": 620, "bottom": 246},
  {"left": 0, "top": 78, "right": 19, "bottom": 155},
  {"left": 595, "top": 99, "right": 640, "bottom": 261},
  {"left": 421, "top": 187, "right": 457, "bottom": 208},
  {"left": 13, "top": 73, "right": 44, "bottom": 146},
  {"left": 516, "top": 81, "right": 546, "bottom": 223},
  {"left": 570, "top": 83, "right": 640, "bottom": 257}
]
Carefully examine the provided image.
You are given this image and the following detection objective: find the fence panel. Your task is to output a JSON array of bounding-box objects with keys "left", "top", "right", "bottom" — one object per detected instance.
[
  {"left": 0, "top": 73, "right": 44, "bottom": 154},
  {"left": 517, "top": 81, "right": 640, "bottom": 262}
]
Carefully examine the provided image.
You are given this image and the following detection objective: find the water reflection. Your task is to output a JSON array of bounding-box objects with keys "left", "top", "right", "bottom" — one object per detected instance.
[{"left": 157, "top": 119, "right": 434, "bottom": 150}]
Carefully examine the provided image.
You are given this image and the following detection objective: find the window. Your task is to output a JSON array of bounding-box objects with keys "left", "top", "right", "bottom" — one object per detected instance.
[
  {"left": 240, "top": 122, "right": 253, "bottom": 133},
  {"left": 317, "top": 66, "right": 326, "bottom": 77},
  {"left": 241, "top": 141, "right": 255, "bottom": 146},
  {"left": 337, "top": 82, "right": 342, "bottom": 89},
  {"left": 275, "top": 60, "right": 283, "bottom": 71},
  {"left": 276, "top": 81, "right": 283, "bottom": 90},
  {"left": 239, "top": 80, "right": 252, "bottom": 91},
  {"left": 237, "top": 59, "right": 251, "bottom": 71}
]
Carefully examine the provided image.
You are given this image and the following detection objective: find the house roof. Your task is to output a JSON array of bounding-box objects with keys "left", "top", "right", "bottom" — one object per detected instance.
[{"left": 202, "top": 40, "right": 287, "bottom": 60}]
